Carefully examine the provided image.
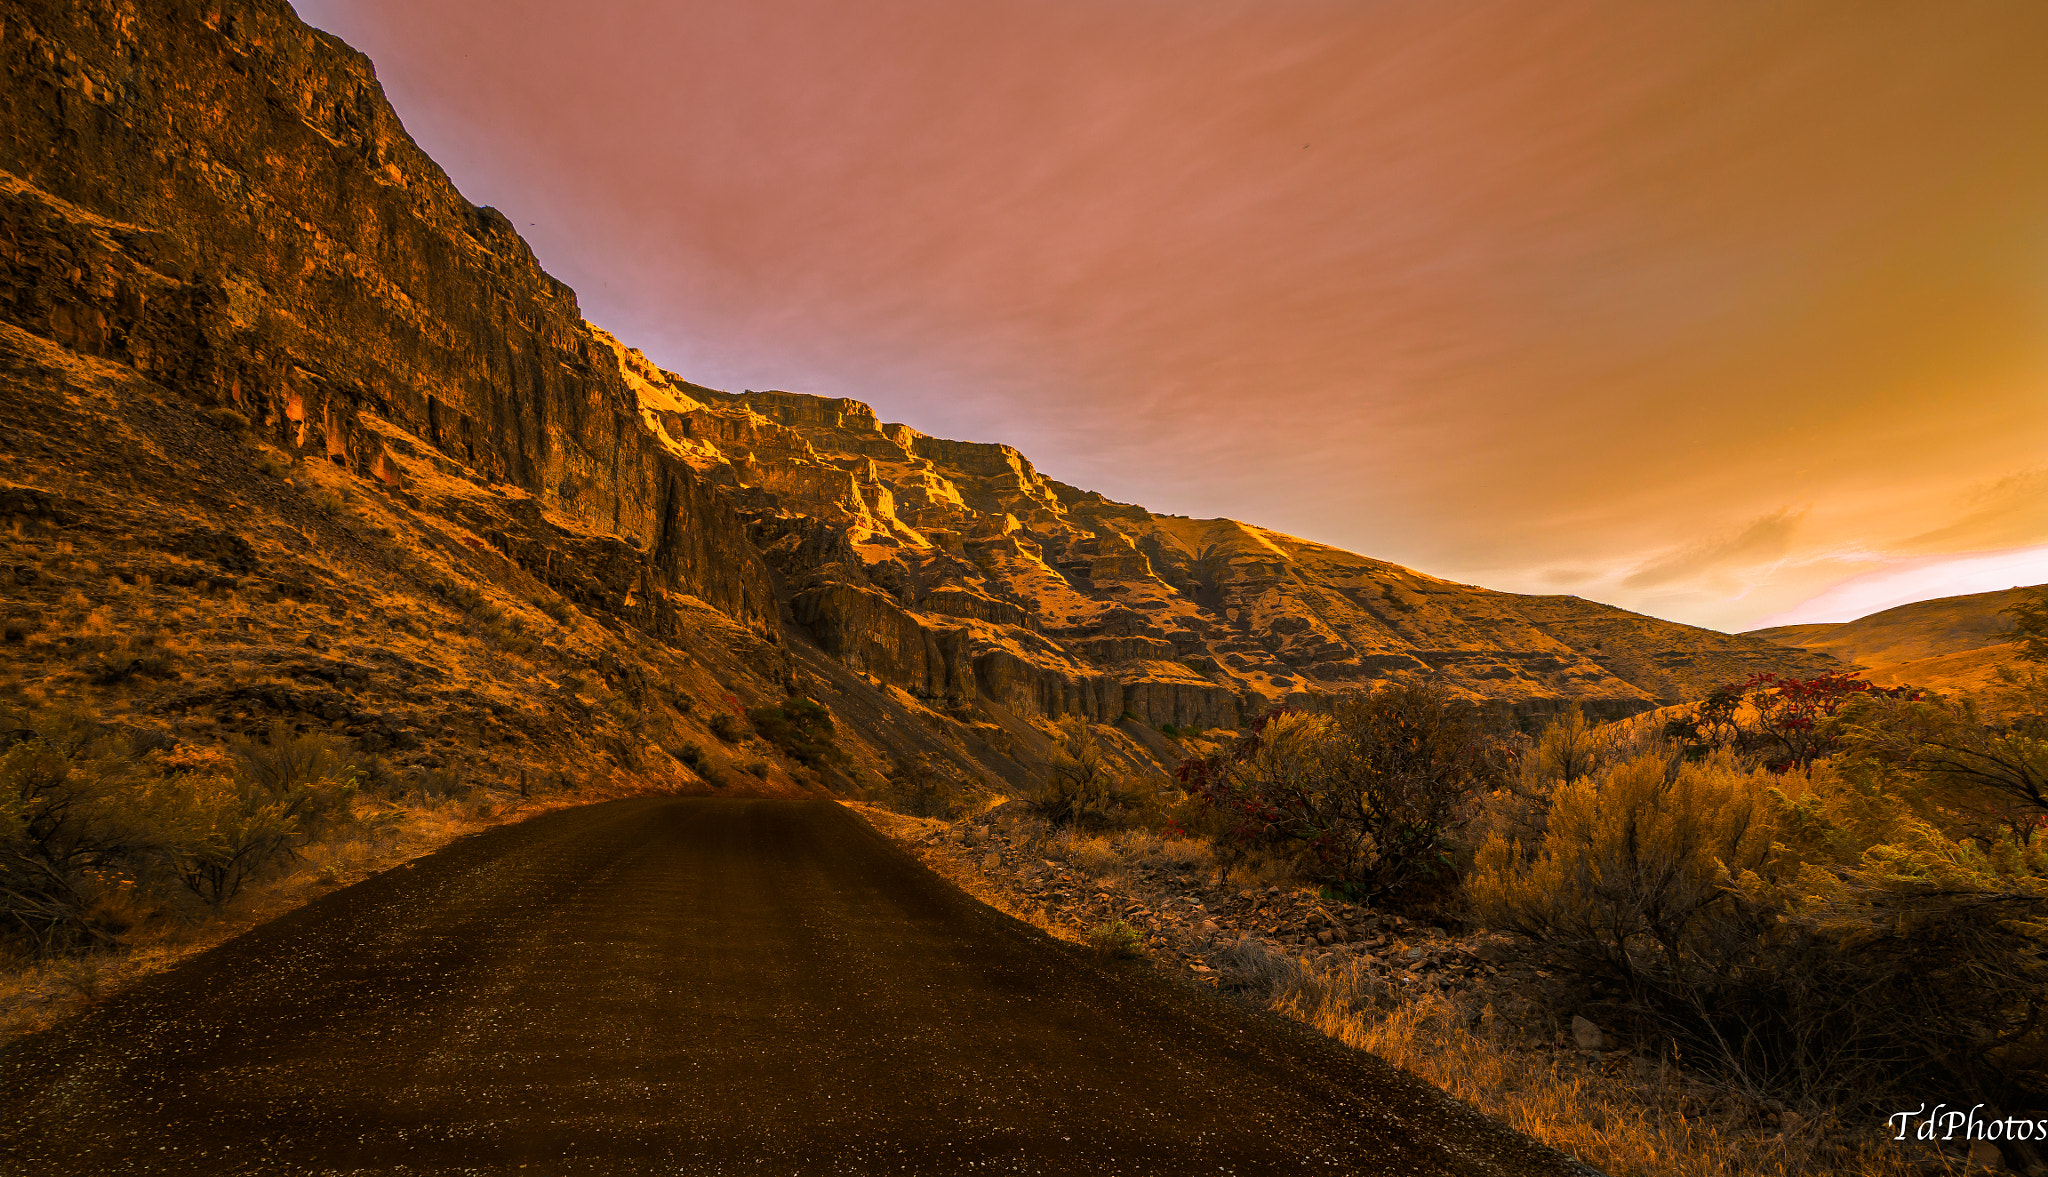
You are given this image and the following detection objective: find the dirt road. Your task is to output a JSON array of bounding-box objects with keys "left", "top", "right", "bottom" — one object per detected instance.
[{"left": 0, "top": 798, "right": 1593, "bottom": 1175}]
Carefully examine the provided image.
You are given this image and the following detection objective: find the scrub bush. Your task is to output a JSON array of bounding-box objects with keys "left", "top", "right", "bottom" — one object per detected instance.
[
  {"left": 1468, "top": 741, "right": 2048, "bottom": 1108},
  {"left": 1031, "top": 718, "right": 1148, "bottom": 830},
  {"left": 1179, "top": 679, "right": 1515, "bottom": 907},
  {"left": 746, "top": 696, "right": 844, "bottom": 767}
]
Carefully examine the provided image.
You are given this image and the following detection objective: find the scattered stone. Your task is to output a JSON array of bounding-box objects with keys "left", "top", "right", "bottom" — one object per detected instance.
[{"left": 1571, "top": 1015, "right": 1606, "bottom": 1051}]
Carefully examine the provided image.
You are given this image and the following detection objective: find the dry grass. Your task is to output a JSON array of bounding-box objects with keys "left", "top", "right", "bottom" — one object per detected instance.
[
  {"left": 842, "top": 801, "right": 1082, "bottom": 946},
  {"left": 1275, "top": 975, "right": 1935, "bottom": 1177},
  {"left": 1064, "top": 833, "right": 1124, "bottom": 880},
  {"left": 1223, "top": 848, "right": 1308, "bottom": 890},
  {"left": 0, "top": 780, "right": 655, "bottom": 1046},
  {"left": 1050, "top": 828, "right": 1215, "bottom": 885}
]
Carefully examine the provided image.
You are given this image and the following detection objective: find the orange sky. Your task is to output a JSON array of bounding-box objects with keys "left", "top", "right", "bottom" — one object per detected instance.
[{"left": 296, "top": 0, "right": 2048, "bottom": 631}]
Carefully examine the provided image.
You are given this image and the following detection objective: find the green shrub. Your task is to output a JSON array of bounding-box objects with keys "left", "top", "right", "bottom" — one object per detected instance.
[
  {"left": 161, "top": 773, "right": 298, "bottom": 909},
  {"left": 745, "top": 697, "right": 845, "bottom": 767},
  {"left": 352, "top": 755, "right": 407, "bottom": 800},
  {"left": 204, "top": 405, "right": 251, "bottom": 433},
  {"left": 668, "top": 741, "right": 710, "bottom": 773},
  {"left": 1469, "top": 752, "right": 1773, "bottom": 986},
  {"left": 882, "top": 755, "right": 963, "bottom": 818},
  {"left": 87, "top": 650, "right": 178, "bottom": 685},
  {"left": 707, "top": 711, "right": 749, "bottom": 745},
  {"left": 406, "top": 767, "right": 469, "bottom": 802},
  {"left": 1468, "top": 744, "right": 2048, "bottom": 1106},
  {"left": 1087, "top": 918, "right": 1146, "bottom": 960},
  {"left": 0, "top": 715, "right": 170, "bottom": 951},
  {"left": 231, "top": 722, "right": 358, "bottom": 841},
  {"left": 435, "top": 581, "right": 487, "bottom": 613},
  {"left": 253, "top": 448, "right": 291, "bottom": 478},
  {"left": 1180, "top": 679, "right": 1515, "bottom": 907}
]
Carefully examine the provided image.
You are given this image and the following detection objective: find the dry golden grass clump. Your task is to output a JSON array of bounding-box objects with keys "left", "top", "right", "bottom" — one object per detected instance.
[
  {"left": 1278, "top": 982, "right": 1932, "bottom": 1177},
  {"left": 0, "top": 708, "right": 655, "bottom": 1044}
]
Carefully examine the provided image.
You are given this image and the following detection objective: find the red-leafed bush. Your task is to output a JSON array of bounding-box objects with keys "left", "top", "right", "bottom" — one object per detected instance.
[{"left": 1663, "top": 672, "right": 1920, "bottom": 773}]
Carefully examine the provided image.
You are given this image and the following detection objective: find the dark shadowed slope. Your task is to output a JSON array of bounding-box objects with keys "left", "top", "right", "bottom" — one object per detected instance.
[{"left": 0, "top": 798, "right": 1593, "bottom": 1176}]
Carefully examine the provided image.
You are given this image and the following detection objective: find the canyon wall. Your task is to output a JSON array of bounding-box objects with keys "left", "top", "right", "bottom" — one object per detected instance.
[{"left": 0, "top": 0, "right": 1841, "bottom": 777}]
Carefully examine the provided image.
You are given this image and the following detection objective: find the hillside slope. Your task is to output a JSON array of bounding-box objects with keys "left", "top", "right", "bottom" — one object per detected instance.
[
  {"left": 0, "top": 0, "right": 1836, "bottom": 803},
  {"left": 1747, "top": 584, "right": 2039, "bottom": 694}
]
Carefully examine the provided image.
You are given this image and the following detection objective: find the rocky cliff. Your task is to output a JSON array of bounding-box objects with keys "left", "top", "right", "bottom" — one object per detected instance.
[
  {"left": 0, "top": 0, "right": 1839, "bottom": 800},
  {"left": 593, "top": 338, "right": 1841, "bottom": 726}
]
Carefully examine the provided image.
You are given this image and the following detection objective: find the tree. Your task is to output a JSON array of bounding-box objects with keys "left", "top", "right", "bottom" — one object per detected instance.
[
  {"left": 1835, "top": 687, "right": 2048, "bottom": 838},
  {"left": 2004, "top": 586, "right": 2048, "bottom": 665}
]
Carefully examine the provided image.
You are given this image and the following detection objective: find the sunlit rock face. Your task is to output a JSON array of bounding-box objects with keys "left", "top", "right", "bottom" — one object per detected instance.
[
  {"left": 0, "top": 0, "right": 780, "bottom": 636},
  {"left": 0, "top": 0, "right": 1839, "bottom": 766},
  {"left": 598, "top": 342, "right": 1841, "bottom": 724}
]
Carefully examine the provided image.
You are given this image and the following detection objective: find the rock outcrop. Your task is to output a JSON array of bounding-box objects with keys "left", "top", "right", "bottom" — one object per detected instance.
[{"left": 591, "top": 348, "right": 1841, "bottom": 723}]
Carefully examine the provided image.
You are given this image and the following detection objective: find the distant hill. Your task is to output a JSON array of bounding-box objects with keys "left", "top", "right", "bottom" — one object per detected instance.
[{"left": 1746, "top": 584, "right": 2040, "bottom": 694}]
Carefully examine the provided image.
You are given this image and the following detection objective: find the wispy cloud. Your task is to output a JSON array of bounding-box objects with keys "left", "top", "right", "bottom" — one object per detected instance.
[
  {"left": 1898, "top": 468, "right": 2048, "bottom": 555},
  {"left": 1621, "top": 508, "right": 1807, "bottom": 590}
]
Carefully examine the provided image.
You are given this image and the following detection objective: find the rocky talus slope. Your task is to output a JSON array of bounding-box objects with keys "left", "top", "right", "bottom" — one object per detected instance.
[
  {"left": 0, "top": 0, "right": 1835, "bottom": 798},
  {"left": 859, "top": 799, "right": 1513, "bottom": 1002}
]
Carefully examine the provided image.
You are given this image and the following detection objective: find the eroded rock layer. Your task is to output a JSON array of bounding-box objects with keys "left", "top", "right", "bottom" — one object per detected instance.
[{"left": 596, "top": 335, "right": 1840, "bottom": 723}]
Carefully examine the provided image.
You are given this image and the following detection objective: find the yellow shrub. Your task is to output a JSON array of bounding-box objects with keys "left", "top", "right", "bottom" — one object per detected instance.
[{"left": 1468, "top": 751, "right": 1773, "bottom": 976}]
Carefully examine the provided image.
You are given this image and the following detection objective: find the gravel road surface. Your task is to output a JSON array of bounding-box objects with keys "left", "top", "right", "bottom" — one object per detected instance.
[{"left": 0, "top": 797, "right": 1595, "bottom": 1175}]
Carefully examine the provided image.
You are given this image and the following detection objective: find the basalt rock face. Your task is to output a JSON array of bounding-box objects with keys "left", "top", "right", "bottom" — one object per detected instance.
[
  {"left": 599, "top": 347, "right": 1842, "bottom": 723},
  {"left": 0, "top": 0, "right": 775, "bottom": 633},
  {"left": 0, "top": 0, "right": 1839, "bottom": 805},
  {"left": 0, "top": 0, "right": 1045, "bottom": 801}
]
